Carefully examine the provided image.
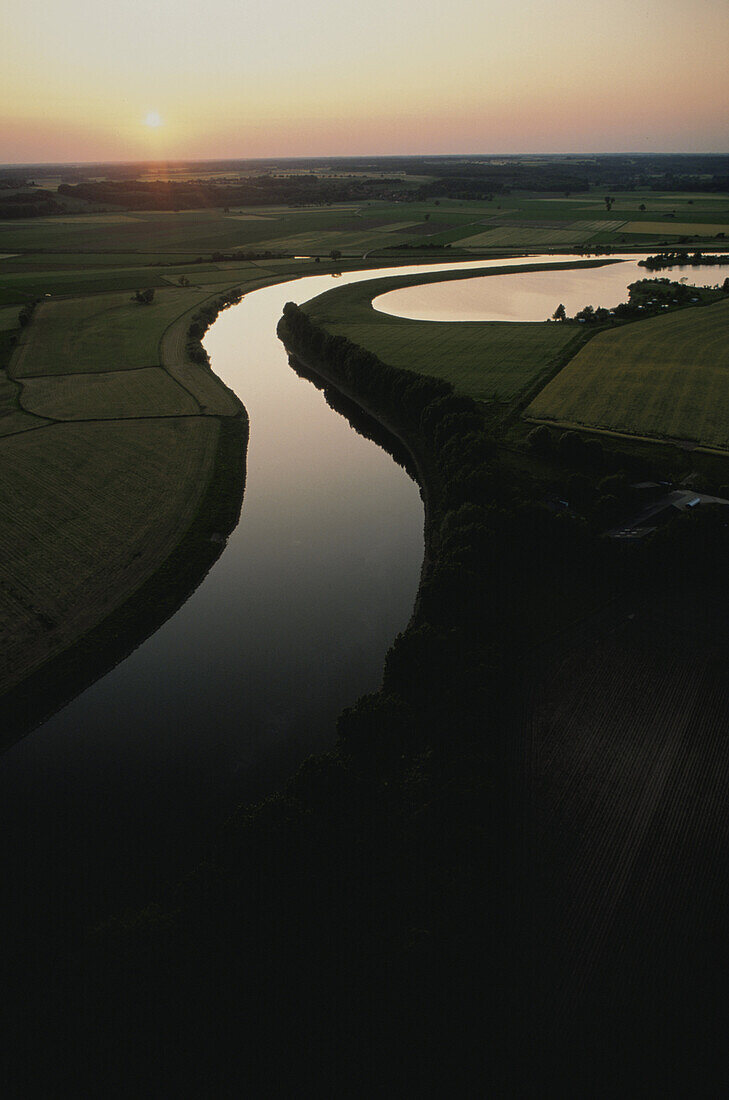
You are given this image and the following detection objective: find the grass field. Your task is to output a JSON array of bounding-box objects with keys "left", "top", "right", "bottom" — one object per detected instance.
[
  {"left": 0, "top": 418, "right": 220, "bottom": 695},
  {"left": 527, "top": 299, "right": 729, "bottom": 448},
  {"left": 460, "top": 226, "right": 602, "bottom": 248},
  {"left": 20, "top": 368, "right": 200, "bottom": 420},
  {"left": 9, "top": 288, "right": 233, "bottom": 376},
  {"left": 303, "top": 262, "right": 593, "bottom": 401},
  {"left": 0, "top": 252, "right": 208, "bottom": 268},
  {"left": 0, "top": 306, "right": 20, "bottom": 331},
  {"left": 0, "top": 259, "right": 317, "bottom": 306},
  {"left": 0, "top": 374, "right": 49, "bottom": 437},
  {"left": 620, "top": 221, "right": 729, "bottom": 237}
]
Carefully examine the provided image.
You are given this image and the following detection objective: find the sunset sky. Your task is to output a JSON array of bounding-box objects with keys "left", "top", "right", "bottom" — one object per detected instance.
[{"left": 2, "top": 0, "right": 728, "bottom": 163}]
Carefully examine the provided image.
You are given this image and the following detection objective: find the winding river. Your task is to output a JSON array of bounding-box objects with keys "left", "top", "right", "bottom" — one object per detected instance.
[{"left": 0, "top": 252, "right": 721, "bottom": 930}]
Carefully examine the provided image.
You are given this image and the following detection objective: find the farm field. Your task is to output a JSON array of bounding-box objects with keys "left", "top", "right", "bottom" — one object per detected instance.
[
  {"left": 10, "top": 288, "right": 217, "bottom": 375},
  {"left": 20, "top": 368, "right": 200, "bottom": 420},
  {"left": 0, "top": 418, "right": 220, "bottom": 696},
  {"left": 0, "top": 306, "right": 20, "bottom": 331},
  {"left": 0, "top": 374, "right": 48, "bottom": 437},
  {"left": 2, "top": 191, "right": 729, "bottom": 287},
  {"left": 621, "top": 221, "right": 729, "bottom": 237},
  {"left": 312, "top": 317, "right": 577, "bottom": 401},
  {"left": 527, "top": 299, "right": 729, "bottom": 449},
  {"left": 7, "top": 265, "right": 310, "bottom": 379},
  {"left": 303, "top": 262, "right": 591, "bottom": 401},
  {"left": 0, "top": 251, "right": 208, "bottom": 268},
  {"left": 459, "top": 225, "right": 601, "bottom": 248}
]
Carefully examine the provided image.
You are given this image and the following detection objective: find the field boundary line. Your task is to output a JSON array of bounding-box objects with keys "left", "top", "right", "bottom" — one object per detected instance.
[
  {"left": 505, "top": 327, "right": 600, "bottom": 421},
  {"left": 16, "top": 363, "right": 163, "bottom": 379},
  {"left": 0, "top": 418, "right": 53, "bottom": 441}
]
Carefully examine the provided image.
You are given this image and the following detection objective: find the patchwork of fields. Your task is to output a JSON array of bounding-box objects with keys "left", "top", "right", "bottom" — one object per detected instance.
[
  {"left": 0, "top": 272, "right": 257, "bottom": 700},
  {"left": 2, "top": 190, "right": 729, "bottom": 271},
  {"left": 2, "top": 181, "right": 729, "bottom": 712},
  {"left": 527, "top": 299, "right": 729, "bottom": 449},
  {"left": 0, "top": 248, "right": 377, "bottom": 707}
]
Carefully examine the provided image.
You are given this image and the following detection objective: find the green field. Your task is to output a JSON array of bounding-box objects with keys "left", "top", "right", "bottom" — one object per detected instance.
[
  {"left": 0, "top": 376, "right": 48, "bottom": 437},
  {"left": 621, "top": 220, "right": 729, "bottom": 237},
  {"left": 0, "top": 266, "right": 254, "bottom": 702},
  {"left": 2, "top": 192, "right": 728, "bottom": 290},
  {"left": 527, "top": 299, "right": 729, "bottom": 448},
  {"left": 459, "top": 225, "right": 601, "bottom": 248},
  {"left": 303, "top": 263, "right": 591, "bottom": 401},
  {"left": 0, "top": 418, "right": 220, "bottom": 695},
  {"left": 0, "top": 305, "right": 21, "bottom": 331},
  {"left": 10, "top": 288, "right": 218, "bottom": 375},
  {"left": 20, "top": 367, "right": 200, "bottom": 420}
]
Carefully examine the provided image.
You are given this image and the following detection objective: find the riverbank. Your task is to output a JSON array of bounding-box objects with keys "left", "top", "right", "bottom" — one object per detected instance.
[{"left": 279, "top": 343, "right": 440, "bottom": 628}]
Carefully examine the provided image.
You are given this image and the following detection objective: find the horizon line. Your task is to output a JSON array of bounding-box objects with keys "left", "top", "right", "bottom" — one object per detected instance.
[{"left": 2, "top": 151, "right": 729, "bottom": 170}]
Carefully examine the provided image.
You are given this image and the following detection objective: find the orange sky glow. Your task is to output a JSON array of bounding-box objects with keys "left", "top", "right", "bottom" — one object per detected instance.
[{"left": 2, "top": 0, "right": 728, "bottom": 163}]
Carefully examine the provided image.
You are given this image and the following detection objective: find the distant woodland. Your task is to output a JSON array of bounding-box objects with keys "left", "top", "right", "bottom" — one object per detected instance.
[{"left": 0, "top": 154, "right": 725, "bottom": 215}]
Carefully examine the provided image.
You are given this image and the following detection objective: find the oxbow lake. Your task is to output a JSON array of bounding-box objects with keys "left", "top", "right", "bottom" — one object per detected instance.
[
  {"left": 373, "top": 254, "right": 729, "bottom": 322},
  {"left": 0, "top": 253, "right": 724, "bottom": 926}
]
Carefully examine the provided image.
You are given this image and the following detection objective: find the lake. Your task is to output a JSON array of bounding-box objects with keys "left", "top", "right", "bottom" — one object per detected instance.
[{"left": 373, "top": 255, "right": 729, "bottom": 322}]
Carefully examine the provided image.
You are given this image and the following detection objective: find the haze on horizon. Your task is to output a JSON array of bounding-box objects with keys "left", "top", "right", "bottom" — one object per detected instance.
[{"left": 2, "top": 0, "right": 728, "bottom": 164}]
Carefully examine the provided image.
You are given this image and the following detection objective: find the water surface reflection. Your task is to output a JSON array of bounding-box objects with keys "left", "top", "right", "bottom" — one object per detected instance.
[{"left": 374, "top": 256, "right": 729, "bottom": 322}]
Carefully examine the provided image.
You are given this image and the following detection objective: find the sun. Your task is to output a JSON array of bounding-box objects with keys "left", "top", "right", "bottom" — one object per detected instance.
[{"left": 144, "top": 111, "right": 163, "bottom": 128}]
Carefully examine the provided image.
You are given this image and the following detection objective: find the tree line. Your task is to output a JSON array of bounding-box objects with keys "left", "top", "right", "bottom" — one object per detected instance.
[{"left": 639, "top": 251, "right": 729, "bottom": 271}]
